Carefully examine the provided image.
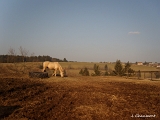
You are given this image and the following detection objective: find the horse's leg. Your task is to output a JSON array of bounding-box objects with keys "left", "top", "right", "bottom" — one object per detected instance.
[
  {"left": 52, "top": 70, "right": 55, "bottom": 76},
  {"left": 52, "top": 72, "right": 54, "bottom": 76},
  {"left": 54, "top": 69, "right": 57, "bottom": 77},
  {"left": 52, "top": 69, "right": 57, "bottom": 76}
]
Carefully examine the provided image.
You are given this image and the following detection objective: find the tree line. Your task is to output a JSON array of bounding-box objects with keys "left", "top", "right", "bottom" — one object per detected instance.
[
  {"left": 0, "top": 47, "right": 69, "bottom": 63},
  {"left": 0, "top": 55, "right": 68, "bottom": 63},
  {"left": 79, "top": 60, "right": 135, "bottom": 77}
]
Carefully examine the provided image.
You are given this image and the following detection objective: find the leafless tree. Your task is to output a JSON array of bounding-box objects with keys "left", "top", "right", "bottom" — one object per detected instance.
[
  {"left": 7, "top": 47, "right": 19, "bottom": 73},
  {"left": 7, "top": 46, "right": 29, "bottom": 74},
  {"left": 8, "top": 47, "right": 16, "bottom": 56},
  {"left": 19, "top": 46, "right": 28, "bottom": 62}
]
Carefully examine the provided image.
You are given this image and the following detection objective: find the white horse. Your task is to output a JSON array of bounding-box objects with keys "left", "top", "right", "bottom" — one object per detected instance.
[{"left": 42, "top": 61, "right": 64, "bottom": 77}]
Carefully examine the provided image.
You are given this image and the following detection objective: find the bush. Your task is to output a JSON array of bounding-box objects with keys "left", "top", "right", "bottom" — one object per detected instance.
[
  {"left": 113, "top": 60, "right": 135, "bottom": 77},
  {"left": 104, "top": 64, "right": 111, "bottom": 76},
  {"left": 92, "top": 64, "right": 101, "bottom": 76},
  {"left": 79, "top": 67, "right": 89, "bottom": 76},
  {"left": 155, "top": 72, "right": 160, "bottom": 78},
  {"left": 113, "top": 60, "right": 124, "bottom": 76},
  {"left": 104, "top": 64, "right": 108, "bottom": 71},
  {"left": 104, "top": 71, "right": 109, "bottom": 76}
]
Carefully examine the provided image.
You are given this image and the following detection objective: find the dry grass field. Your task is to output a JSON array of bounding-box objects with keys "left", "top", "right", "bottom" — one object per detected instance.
[{"left": 0, "top": 62, "right": 160, "bottom": 120}]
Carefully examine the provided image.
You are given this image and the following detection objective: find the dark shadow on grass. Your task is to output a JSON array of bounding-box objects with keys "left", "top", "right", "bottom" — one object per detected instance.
[
  {"left": 49, "top": 73, "right": 68, "bottom": 77},
  {"left": 150, "top": 79, "right": 160, "bottom": 81},
  {"left": 0, "top": 105, "right": 20, "bottom": 119}
]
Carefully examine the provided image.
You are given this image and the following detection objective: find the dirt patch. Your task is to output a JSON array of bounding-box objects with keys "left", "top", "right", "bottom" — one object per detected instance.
[{"left": 0, "top": 77, "right": 160, "bottom": 120}]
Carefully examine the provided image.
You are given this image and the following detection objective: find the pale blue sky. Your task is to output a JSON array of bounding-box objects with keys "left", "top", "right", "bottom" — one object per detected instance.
[{"left": 0, "top": 0, "right": 160, "bottom": 62}]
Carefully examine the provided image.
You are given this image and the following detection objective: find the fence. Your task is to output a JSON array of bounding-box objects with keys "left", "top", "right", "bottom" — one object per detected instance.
[{"left": 135, "top": 70, "right": 160, "bottom": 80}]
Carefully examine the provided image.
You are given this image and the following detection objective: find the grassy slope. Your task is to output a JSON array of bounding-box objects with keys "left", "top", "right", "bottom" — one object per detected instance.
[
  {"left": 0, "top": 62, "right": 160, "bottom": 119},
  {"left": 0, "top": 76, "right": 160, "bottom": 120}
]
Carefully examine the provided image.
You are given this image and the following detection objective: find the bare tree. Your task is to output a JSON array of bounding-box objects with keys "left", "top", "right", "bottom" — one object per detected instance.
[
  {"left": 31, "top": 52, "right": 35, "bottom": 57},
  {"left": 8, "top": 47, "right": 16, "bottom": 62},
  {"left": 18, "top": 46, "right": 29, "bottom": 73},
  {"left": 7, "top": 47, "right": 19, "bottom": 73},
  {"left": 19, "top": 46, "right": 28, "bottom": 62},
  {"left": 8, "top": 47, "right": 16, "bottom": 56},
  {"left": 7, "top": 46, "right": 29, "bottom": 74}
]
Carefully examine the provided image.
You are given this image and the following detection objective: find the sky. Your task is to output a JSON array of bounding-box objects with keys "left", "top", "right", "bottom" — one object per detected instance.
[{"left": 0, "top": 0, "right": 160, "bottom": 62}]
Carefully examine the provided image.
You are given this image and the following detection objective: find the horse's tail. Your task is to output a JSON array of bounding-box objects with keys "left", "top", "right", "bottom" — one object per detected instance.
[
  {"left": 58, "top": 63, "right": 65, "bottom": 77},
  {"left": 58, "top": 62, "right": 63, "bottom": 72}
]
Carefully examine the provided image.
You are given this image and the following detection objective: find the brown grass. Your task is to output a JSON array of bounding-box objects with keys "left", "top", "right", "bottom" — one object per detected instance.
[
  {"left": 0, "top": 76, "right": 160, "bottom": 120},
  {"left": 0, "top": 62, "right": 160, "bottom": 120}
]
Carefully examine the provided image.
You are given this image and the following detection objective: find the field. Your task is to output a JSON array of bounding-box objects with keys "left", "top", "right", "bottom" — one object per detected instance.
[{"left": 0, "top": 62, "right": 160, "bottom": 120}]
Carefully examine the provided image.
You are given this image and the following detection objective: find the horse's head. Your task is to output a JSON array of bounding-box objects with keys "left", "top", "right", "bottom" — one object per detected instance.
[{"left": 60, "top": 69, "right": 66, "bottom": 77}]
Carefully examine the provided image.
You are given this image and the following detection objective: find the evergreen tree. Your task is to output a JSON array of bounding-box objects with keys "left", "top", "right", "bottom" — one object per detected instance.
[
  {"left": 63, "top": 58, "right": 68, "bottom": 62},
  {"left": 114, "top": 60, "right": 123, "bottom": 76},
  {"left": 123, "top": 61, "right": 135, "bottom": 77},
  {"left": 92, "top": 64, "right": 101, "bottom": 76},
  {"left": 79, "top": 67, "right": 89, "bottom": 76},
  {"left": 104, "top": 64, "right": 108, "bottom": 71},
  {"left": 104, "top": 64, "right": 109, "bottom": 76}
]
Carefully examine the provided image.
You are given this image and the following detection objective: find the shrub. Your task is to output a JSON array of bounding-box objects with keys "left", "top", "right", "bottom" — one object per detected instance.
[
  {"left": 104, "top": 64, "right": 108, "bottom": 71},
  {"left": 92, "top": 64, "right": 101, "bottom": 76},
  {"left": 113, "top": 60, "right": 135, "bottom": 77},
  {"left": 155, "top": 72, "right": 160, "bottom": 78},
  {"left": 123, "top": 62, "right": 135, "bottom": 77},
  {"left": 104, "top": 64, "right": 109, "bottom": 76},
  {"left": 104, "top": 71, "right": 109, "bottom": 76},
  {"left": 79, "top": 67, "right": 89, "bottom": 76},
  {"left": 113, "top": 60, "right": 124, "bottom": 76}
]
